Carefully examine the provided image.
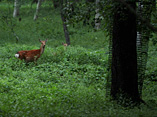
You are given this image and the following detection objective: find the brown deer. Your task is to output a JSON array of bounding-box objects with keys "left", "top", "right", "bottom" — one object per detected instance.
[
  {"left": 15, "top": 39, "right": 48, "bottom": 63},
  {"left": 62, "top": 42, "right": 68, "bottom": 47},
  {"left": 62, "top": 42, "right": 68, "bottom": 50}
]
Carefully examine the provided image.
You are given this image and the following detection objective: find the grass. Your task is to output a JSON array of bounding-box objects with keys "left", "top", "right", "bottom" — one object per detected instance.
[{"left": 0, "top": 2, "right": 157, "bottom": 117}]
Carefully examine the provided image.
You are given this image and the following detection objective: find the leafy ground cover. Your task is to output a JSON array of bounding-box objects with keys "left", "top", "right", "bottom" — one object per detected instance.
[{"left": 0, "top": 2, "right": 157, "bottom": 116}]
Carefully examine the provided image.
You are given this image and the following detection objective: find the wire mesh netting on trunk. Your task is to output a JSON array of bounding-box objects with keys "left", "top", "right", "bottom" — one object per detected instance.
[{"left": 106, "top": 0, "right": 155, "bottom": 98}]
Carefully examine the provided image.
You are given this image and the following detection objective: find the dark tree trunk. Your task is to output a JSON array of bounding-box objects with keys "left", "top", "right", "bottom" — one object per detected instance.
[
  {"left": 60, "top": 0, "right": 70, "bottom": 45},
  {"left": 86, "top": 0, "right": 95, "bottom": 2},
  {"left": 52, "top": 0, "right": 60, "bottom": 8},
  {"left": 111, "top": 1, "right": 141, "bottom": 105}
]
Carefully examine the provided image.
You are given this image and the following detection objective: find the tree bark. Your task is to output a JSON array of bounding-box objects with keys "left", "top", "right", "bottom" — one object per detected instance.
[
  {"left": 13, "top": 0, "right": 20, "bottom": 17},
  {"left": 60, "top": 0, "right": 70, "bottom": 45},
  {"left": 95, "top": 0, "right": 101, "bottom": 30},
  {"left": 111, "top": 1, "right": 141, "bottom": 105},
  {"left": 86, "top": 0, "right": 95, "bottom": 2},
  {"left": 34, "top": 0, "right": 42, "bottom": 21},
  {"left": 52, "top": 0, "right": 60, "bottom": 8}
]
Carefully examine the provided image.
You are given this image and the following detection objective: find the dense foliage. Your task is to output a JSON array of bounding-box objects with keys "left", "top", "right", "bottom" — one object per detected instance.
[{"left": 0, "top": 1, "right": 157, "bottom": 116}]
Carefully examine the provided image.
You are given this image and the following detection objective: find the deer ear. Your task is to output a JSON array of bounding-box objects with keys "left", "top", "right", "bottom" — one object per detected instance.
[
  {"left": 46, "top": 39, "right": 48, "bottom": 42},
  {"left": 39, "top": 39, "right": 41, "bottom": 42}
]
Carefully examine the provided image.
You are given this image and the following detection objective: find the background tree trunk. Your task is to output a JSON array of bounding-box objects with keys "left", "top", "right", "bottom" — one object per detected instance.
[
  {"left": 52, "top": 0, "right": 60, "bottom": 8},
  {"left": 34, "top": 0, "right": 42, "bottom": 21},
  {"left": 111, "top": 1, "right": 140, "bottom": 105},
  {"left": 60, "top": 0, "right": 70, "bottom": 45},
  {"left": 13, "top": 0, "right": 20, "bottom": 17},
  {"left": 86, "top": 0, "right": 95, "bottom": 2},
  {"left": 95, "top": 0, "right": 100, "bottom": 30}
]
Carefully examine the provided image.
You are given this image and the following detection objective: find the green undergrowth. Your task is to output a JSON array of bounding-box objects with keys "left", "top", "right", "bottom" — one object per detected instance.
[
  {"left": 0, "top": 44, "right": 108, "bottom": 116},
  {"left": 0, "top": 43, "right": 156, "bottom": 116}
]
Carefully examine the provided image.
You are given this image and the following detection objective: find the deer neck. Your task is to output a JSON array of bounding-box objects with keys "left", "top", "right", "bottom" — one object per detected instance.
[{"left": 40, "top": 44, "right": 45, "bottom": 55}]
